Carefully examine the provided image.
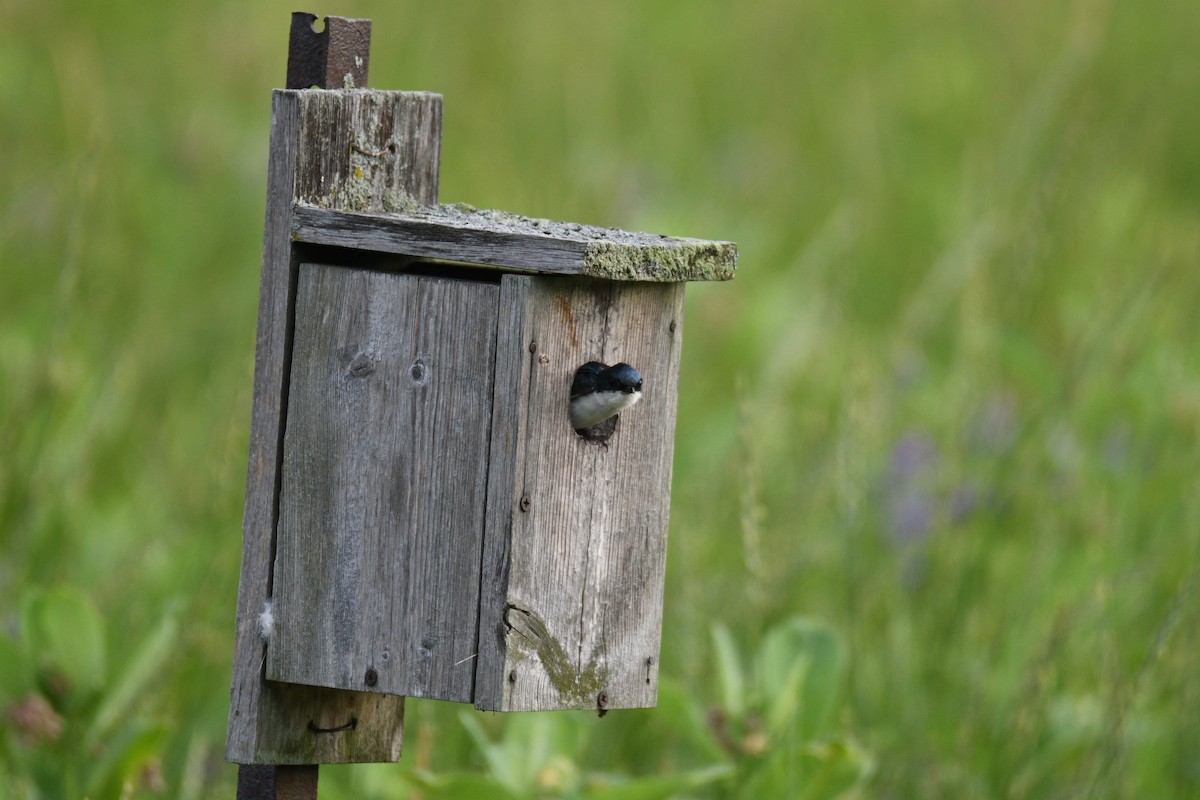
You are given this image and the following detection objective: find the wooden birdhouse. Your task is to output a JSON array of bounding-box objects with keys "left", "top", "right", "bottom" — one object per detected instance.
[{"left": 227, "top": 14, "right": 737, "bottom": 775}]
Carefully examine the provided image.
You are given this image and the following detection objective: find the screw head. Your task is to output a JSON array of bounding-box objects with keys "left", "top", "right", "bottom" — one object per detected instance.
[
  {"left": 519, "top": 495, "right": 532, "bottom": 512},
  {"left": 364, "top": 667, "right": 378, "bottom": 687}
]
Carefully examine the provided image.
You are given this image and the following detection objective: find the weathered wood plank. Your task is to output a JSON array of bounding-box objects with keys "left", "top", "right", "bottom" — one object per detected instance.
[
  {"left": 228, "top": 88, "right": 441, "bottom": 764},
  {"left": 476, "top": 276, "right": 685, "bottom": 711},
  {"left": 269, "top": 264, "right": 498, "bottom": 703},
  {"left": 292, "top": 91, "right": 442, "bottom": 212},
  {"left": 291, "top": 204, "right": 738, "bottom": 282},
  {"left": 473, "top": 276, "right": 534, "bottom": 711}
]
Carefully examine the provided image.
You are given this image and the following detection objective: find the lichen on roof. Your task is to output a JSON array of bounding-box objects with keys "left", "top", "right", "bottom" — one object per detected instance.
[{"left": 401, "top": 203, "right": 738, "bottom": 281}]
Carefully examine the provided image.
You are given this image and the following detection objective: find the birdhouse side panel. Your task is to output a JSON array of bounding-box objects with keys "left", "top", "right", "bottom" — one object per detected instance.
[
  {"left": 476, "top": 276, "right": 684, "bottom": 711},
  {"left": 269, "top": 264, "right": 497, "bottom": 703}
]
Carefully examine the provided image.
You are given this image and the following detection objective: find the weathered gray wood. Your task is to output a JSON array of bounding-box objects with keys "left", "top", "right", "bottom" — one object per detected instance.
[
  {"left": 292, "top": 91, "right": 442, "bottom": 212},
  {"left": 228, "top": 88, "right": 441, "bottom": 764},
  {"left": 475, "top": 276, "right": 685, "bottom": 711},
  {"left": 291, "top": 203, "right": 738, "bottom": 282},
  {"left": 473, "top": 276, "right": 532, "bottom": 710},
  {"left": 269, "top": 264, "right": 498, "bottom": 703}
]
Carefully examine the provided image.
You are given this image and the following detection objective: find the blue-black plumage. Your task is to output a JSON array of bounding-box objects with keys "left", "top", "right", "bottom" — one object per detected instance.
[{"left": 569, "top": 361, "right": 643, "bottom": 431}]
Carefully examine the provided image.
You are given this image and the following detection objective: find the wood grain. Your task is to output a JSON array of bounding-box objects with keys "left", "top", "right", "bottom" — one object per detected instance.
[
  {"left": 269, "top": 264, "right": 497, "bottom": 703},
  {"left": 291, "top": 204, "right": 738, "bottom": 282},
  {"left": 227, "top": 89, "right": 441, "bottom": 764},
  {"left": 475, "top": 276, "right": 685, "bottom": 711}
]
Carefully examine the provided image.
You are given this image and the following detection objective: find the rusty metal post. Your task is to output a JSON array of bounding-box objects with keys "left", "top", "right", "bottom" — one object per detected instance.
[
  {"left": 237, "top": 765, "right": 318, "bottom": 800},
  {"left": 286, "top": 12, "right": 372, "bottom": 89}
]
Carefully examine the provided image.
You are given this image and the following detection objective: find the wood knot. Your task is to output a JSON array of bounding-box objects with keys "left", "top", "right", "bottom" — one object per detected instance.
[
  {"left": 347, "top": 352, "right": 375, "bottom": 378},
  {"left": 409, "top": 358, "right": 429, "bottom": 386}
]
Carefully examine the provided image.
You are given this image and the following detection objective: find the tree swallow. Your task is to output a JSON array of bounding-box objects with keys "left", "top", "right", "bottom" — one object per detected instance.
[{"left": 569, "top": 361, "right": 643, "bottom": 433}]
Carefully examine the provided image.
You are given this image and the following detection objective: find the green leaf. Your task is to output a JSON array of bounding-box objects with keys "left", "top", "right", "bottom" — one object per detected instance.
[
  {"left": 83, "top": 600, "right": 180, "bottom": 748},
  {"left": 459, "top": 709, "right": 586, "bottom": 794},
  {"left": 84, "top": 722, "right": 168, "bottom": 799},
  {"left": 407, "top": 771, "right": 524, "bottom": 800},
  {"left": 456, "top": 713, "right": 512, "bottom": 787},
  {"left": 0, "top": 634, "right": 32, "bottom": 702},
  {"left": 711, "top": 623, "right": 745, "bottom": 717},
  {"left": 796, "top": 738, "right": 874, "bottom": 800},
  {"left": 654, "top": 677, "right": 731, "bottom": 763},
  {"left": 738, "top": 736, "right": 872, "bottom": 800},
  {"left": 585, "top": 764, "right": 734, "bottom": 799},
  {"left": 22, "top": 587, "right": 107, "bottom": 697},
  {"left": 756, "top": 618, "right": 845, "bottom": 742}
]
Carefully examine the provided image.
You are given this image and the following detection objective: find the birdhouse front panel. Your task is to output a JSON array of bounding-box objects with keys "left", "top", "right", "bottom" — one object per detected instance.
[{"left": 475, "top": 276, "right": 686, "bottom": 712}]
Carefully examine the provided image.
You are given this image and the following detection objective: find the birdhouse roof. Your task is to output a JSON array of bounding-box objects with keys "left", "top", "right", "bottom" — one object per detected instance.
[{"left": 291, "top": 202, "right": 737, "bottom": 282}]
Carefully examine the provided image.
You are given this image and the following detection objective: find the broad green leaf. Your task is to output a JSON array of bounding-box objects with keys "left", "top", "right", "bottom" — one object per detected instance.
[
  {"left": 797, "top": 738, "right": 874, "bottom": 800},
  {"left": 711, "top": 623, "right": 746, "bottom": 717},
  {"left": 408, "top": 771, "right": 524, "bottom": 800},
  {"left": 83, "top": 600, "right": 180, "bottom": 748},
  {"left": 519, "top": 714, "right": 556, "bottom": 790},
  {"left": 738, "top": 737, "right": 871, "bottom": 800},
  {"left": 585, "top": 764, "right": 734, "bottom": 799},
  {"left": 654, "top": 677, "right": 731, "bottom": 763},
  {"left": 756, "top": 618, "right": 845, "bottom": 741},
  {"left": 762, "top": 649, "right": 808, "bottom": 738},
  {"left": 791, "top": 621, "right": 845, "bottom": 742},
  {"left": 456, "top": 713, "right": 512, "bottom": 788},
  {"left": 0, "top": 634, "right": 32, "bottom": 702},
  {"left": 84, "top": 721, "right": 168, "bottom": 799},
  {"left": 22, "top": 587, "right": 106, "bottom": 697}
]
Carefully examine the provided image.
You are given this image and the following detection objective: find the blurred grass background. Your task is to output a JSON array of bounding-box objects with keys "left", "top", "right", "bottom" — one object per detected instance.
[{"left": 2, "top": 0, "right": 1199, "bottom": 796}]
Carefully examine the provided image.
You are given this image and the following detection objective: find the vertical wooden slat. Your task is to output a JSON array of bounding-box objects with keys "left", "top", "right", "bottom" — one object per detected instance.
[
  {"left": 227, "top": 89, "right": 441, "bottom": 764},
  {"left": 474, "top": 276, "right": 534, "bottom": 710},
  {"left": 269, "top": 266, "right": 498, "bottom": 702},
  {"left": 476, "top": 277, "right": 685, "bottom": 711}
]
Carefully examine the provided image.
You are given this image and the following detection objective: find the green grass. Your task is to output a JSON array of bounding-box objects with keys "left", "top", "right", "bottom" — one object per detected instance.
[{"left": 2, "top": 0, "right": 1199, "bottom": 797}]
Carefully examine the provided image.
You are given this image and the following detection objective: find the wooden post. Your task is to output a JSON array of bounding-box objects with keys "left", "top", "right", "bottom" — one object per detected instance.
[
  {"left": 228, "top": 14, "right": 440, "bottom": 796},
  {"left": 227, "top": 86, "right": 441, "bottom": 763}
]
